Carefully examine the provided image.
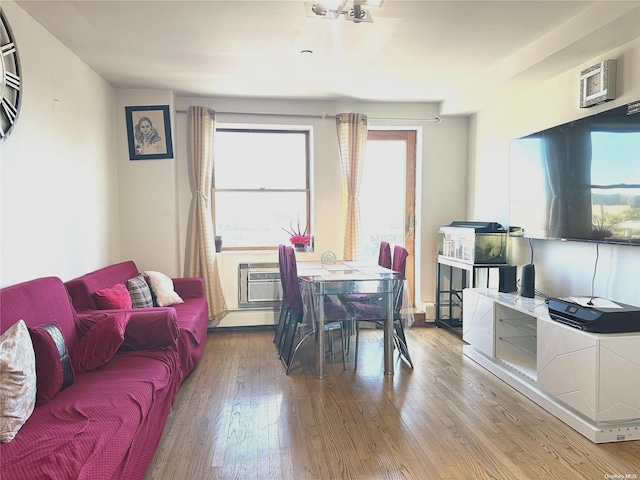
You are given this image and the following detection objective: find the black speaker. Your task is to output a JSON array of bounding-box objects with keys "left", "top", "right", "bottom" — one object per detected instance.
[
  {"left": 498, "top": 266, "right": 517, "bottom": 293},
  {"left": 520, "top": 264, "right": 535, "bottom": 298}
]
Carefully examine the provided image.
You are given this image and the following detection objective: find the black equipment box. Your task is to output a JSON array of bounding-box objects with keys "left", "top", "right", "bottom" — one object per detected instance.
[{"left": 547, "top": 297, "right": 640, "bottom": 333}]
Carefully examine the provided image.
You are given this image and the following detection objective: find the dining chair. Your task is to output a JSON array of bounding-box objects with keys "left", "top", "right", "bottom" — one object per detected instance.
[
  {"left": 339, "top": 242, "right": 391, "bottom": 306},
  {"left": 392, "top": 245, "right": 408, "bottom": 277},
  {"left": 339, "top": 241, "right": 391, "bottom": 352},
  {"left": 342, "top": 245, "right": 414, "bottom": 369},
  {"left": 379, "top": 240, "right": 392, "bottom": 269},
  {"left": 273, "top": 244, "right": 290, "bottom": 352},
  {"left": 279, "top": 246, "right": 349, "bottom": 374},
  {"left": 389, "top": 246, "right": 413, "bottom": 367},
  {"left": 278, "top": 246, "right": 302, "bottom": 363}
]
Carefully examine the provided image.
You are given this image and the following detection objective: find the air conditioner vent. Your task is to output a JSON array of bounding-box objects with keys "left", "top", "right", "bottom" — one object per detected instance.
[{"left": 238, "top": 263, "right": 282, "bottom": 308}]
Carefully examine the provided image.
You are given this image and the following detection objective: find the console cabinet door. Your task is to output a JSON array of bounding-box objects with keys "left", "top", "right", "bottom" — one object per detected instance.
[
  {"left": 598, "top": 336, "right": 640, "bottom": 422},
  {"left": 462, "top": 289, "right": 495, "bottom": 358},
  {"left": 537, "top": 318, "right": 597, "bottom": 421}
]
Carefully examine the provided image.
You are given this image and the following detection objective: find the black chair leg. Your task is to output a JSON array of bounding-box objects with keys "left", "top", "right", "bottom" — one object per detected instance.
[
  {"left": 393, "top": 320, "right": 414, "bottom": 368},
  {"left": 278, "top": 308, "right": 295, "bottom": 359},
  {"left": 354, "top": 320, "right": 360, "bottom": 369},
  {"left": 274, "top": 302, "right": 289, "bottom": 349},
  {"left": 280, "top": 311, "right": 300, "bottom": 371},
  {"left": 339, "top": 325, "right": 346, "bottom": 370}
]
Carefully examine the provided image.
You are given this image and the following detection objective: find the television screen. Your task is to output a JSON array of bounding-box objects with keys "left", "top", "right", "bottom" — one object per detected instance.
[{"left": 509, "top": 104, "right": 640, "bottom": 245}]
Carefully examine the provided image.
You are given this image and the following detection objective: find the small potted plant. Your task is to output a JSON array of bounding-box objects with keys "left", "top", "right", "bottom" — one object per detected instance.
[
  {"left": 283, "top": 218, "right": 311, "bottom": 252},
  {"left": 591, "top": 215, "right": 617, "bottom": 240}
]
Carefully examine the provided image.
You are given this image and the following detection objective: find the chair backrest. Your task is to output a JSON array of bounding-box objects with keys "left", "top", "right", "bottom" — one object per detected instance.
[
  {"left": 284, "top": 247, "right": 304, "bottom": 314},
  {"left": 378, "top": 241, "right": 392, "bottom": 269},
  {"left": 392, "top": 246, "right": 409, "bottom": 277},
  {"left": 392, "top": 246, "right": 410, "bottom": 312},
  {"left": 278, "top": 243, "right": 288, "bottom": 301}
]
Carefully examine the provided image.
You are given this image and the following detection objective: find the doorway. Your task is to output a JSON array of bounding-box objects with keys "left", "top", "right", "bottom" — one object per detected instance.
[{"left": 358, "top": 130, "right": 417, "bottom": 302}]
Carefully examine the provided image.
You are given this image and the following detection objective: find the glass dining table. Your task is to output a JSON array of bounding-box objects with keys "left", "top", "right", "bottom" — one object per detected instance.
[{"left": 297, "top": 261, "right": 404, "bottom": 379}]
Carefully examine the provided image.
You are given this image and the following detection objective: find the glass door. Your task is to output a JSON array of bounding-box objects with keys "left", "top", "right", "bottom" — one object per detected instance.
[{"left": 359, "top": 130, "right": 416, "bottom": 301}]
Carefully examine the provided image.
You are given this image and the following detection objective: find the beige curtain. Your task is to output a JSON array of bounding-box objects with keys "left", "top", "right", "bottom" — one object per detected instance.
[
  {"left": 336, "top": 113, "right": 368, "bottom": 260},
  {"left": 187, "top": 106, "right": 228, "bottom": 326}
]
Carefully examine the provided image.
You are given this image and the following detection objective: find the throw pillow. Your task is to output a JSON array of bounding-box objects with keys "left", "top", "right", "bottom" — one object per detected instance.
[
  {"left": 144, "top": 271, "right": 184, "bottom": 307},
  {"left": 126, "top": 274, "right": 154, "bottom": 308},
  {"left": 28, "top": 323, "right": 75, "bottom": 406},
  {"left": 69, "top": 313, "right": 129, "bottom": 373},
  {"left": 0, "top": 320, "right": 36, "bottom": 444},
  {"left": 75, "top": 312, "right": 112, "bottom": 338},
  {"left": 93, "top": 282, "right": 132, "bottom": 310}
]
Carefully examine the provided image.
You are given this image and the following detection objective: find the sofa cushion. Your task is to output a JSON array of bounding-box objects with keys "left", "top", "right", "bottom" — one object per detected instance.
[
  {"left": 28, "top": 324, "right": 74, "bottom": 406},
  {"left": 93, "top": 283, "right": 132, "bottom": 310},
  {"left": 126, "top": 274, "right": 154, "bottom": 308},
  {"left": 0, "top": 320, "right": 36, "bottom": 444},
  {"left": 144, "top": 271, "right": 184, "bottom": 307},
  {"left": 70, "top": 313, "right": 129, "bottom": 373}
]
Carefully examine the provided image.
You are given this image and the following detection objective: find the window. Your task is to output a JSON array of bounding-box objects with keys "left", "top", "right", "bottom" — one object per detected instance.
[{"left": 213, "top": 128, "right": 310, "bottom": 249}]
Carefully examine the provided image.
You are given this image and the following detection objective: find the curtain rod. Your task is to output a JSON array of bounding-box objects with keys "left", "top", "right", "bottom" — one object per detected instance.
[{"left": 175, "top": 109, "right": 440, "bottom": 122}]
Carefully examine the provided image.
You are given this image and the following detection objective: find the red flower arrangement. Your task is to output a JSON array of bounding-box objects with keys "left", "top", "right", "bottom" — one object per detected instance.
[
  {"left": 289, "top": 234, "right": 311, "bottom": 245},
  {"left": 283, "top": 219, "right": 311, "bottom": 246}
]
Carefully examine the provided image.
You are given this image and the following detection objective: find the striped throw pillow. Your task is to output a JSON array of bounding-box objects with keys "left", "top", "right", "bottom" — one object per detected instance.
[{"left": 126, "top": 274, "right": 153, "bottom": 308}]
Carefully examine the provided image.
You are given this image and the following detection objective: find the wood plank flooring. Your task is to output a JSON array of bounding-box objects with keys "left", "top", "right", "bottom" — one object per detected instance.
[{"left": 144, "top": 326, "right": 640, "bottom": 480}]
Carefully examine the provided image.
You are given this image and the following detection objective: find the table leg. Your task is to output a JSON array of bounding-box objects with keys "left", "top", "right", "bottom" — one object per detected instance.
[
  {"left": 384, "top": 285, "right": 394, "bottom": 375},
  {"left": 315, "top": 293, "right": 326, "bottom": 379}
]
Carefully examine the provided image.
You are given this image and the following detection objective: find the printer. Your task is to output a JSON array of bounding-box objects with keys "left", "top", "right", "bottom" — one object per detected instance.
[{"left": 547, "top": 297, "right": 640, "bottom": 333}]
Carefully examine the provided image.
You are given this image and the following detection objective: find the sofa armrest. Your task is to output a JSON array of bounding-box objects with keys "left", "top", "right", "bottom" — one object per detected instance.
[
  {"left": 172, "top": 277, "right": 204, "bottom": 299},
  {"left": 123, "top": 309, "right": 179, "bottom": 351},
  {"left": 76, "top": 309, "right": 179, "bottom": 351}
]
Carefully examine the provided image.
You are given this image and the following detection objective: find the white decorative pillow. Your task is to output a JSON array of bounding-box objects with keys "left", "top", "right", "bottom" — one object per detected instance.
[
  {"left": 144, "top": 271, "right": 184, "bottom": 307},
  {"left": 0, "top": 320, "right": 37, "bottom": 443}
]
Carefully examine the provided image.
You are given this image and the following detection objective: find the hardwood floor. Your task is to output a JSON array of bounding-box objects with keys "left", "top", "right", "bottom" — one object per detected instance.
[{"left": 144, "top": 326, "right": 640, "bottom": 480}]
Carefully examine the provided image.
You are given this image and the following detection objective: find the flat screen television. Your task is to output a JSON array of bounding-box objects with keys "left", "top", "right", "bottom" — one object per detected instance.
[{"left": 509, "top": 104, "right": 640, "bottom": 245}]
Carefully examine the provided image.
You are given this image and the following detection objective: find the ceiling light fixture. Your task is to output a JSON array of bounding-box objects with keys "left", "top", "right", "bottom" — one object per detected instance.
[{"left": 303, "top": 0, "right": 383, "bottom": 23}]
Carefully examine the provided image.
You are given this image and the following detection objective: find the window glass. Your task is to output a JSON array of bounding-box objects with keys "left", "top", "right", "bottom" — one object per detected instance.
[
  {"left": 359, "top": 139, "right": 406, "bottom": 260},
  {"left": 213, "top": 129, "right": 310, "bottom": 249},
  {"left": 215, "top": 131, "right": 307, "bottom": 189},
  {"left": 590, "top": 131, "right": 640, "bottom": 240}
]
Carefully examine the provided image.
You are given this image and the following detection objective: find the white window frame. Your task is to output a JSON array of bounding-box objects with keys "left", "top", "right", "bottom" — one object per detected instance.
[{"left": 212, "top": 125, "right": 312, "bottom": 250}]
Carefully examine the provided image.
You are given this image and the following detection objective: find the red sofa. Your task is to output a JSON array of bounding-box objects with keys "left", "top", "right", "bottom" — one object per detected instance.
[
  {"left": 0, "top": 276, "right": 181, "bottom": 480},
  {"left": 64, "top": 260, "right": 209, "bottom": 384}
]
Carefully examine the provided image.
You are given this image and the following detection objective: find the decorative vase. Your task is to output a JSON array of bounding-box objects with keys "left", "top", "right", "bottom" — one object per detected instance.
[{"left": 293, "top": 243, "right": 307, "bottom": 252}]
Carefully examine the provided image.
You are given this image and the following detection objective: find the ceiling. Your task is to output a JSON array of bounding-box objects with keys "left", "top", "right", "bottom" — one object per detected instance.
[{"left": 15, "top": 1, "right": 640, "bottom": 115}]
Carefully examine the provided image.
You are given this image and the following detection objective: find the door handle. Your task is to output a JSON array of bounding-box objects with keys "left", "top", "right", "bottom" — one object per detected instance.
[{"left": 406, "top": 211, "right": 414, "bottom": 240}]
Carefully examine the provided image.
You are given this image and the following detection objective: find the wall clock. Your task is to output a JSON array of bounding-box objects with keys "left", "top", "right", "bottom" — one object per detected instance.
[
  {"left": 1, "top": 9, "right": 21, "bottom": 142},
  {"left": 579, "top": 59, "right": 616, "bottom": 108}
]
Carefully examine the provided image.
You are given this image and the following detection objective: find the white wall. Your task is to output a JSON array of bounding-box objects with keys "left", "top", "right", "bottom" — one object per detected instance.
[
  {"left": 0, "top": 2, "right": 119, "bottom": 286},
  {"left": 114, "top": 89, "right": 181, "bottom": 276},
  {"left": 470, "top": 37, "right": 640, "bottom": 306}
]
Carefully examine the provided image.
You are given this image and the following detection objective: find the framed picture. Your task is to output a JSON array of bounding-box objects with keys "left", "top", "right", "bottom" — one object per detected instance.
[{"left": 125, "top": 105, "right": 174, "bottom": 160}]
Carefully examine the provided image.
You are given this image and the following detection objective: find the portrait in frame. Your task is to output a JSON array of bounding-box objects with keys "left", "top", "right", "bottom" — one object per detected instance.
[{"left": 125, "top": 105, "right": 174, "bottom": 160}]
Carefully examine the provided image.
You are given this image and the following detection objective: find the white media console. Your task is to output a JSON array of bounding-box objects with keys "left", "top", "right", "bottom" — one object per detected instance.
[{"left": 462, "top": 288, "right": 640, "bottom": 443}]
